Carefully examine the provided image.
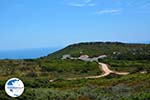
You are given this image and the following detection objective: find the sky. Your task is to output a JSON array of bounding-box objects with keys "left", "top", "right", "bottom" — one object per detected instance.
[{"left": 0, "top": 0, "right": 150, "bottom": 51}]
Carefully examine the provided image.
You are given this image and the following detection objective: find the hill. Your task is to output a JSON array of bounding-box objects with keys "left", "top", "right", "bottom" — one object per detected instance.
[
  {"left": 43, "top": 42, "right": 150, "bottom": 60},
  {"left": 41, "top": 42, "right": 150, "bottom": 74}
]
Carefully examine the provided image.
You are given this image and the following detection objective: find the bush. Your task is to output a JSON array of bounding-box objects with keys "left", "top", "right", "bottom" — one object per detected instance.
[{"left": 26, "top": 71, "right": 38, "bottom": 77}]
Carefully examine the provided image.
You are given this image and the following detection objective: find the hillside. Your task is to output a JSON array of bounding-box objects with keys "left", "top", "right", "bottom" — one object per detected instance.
[
  {"left": 0, "top": 42, "right": 150, "bottom": 100},
  {"left": 41, "top": 42, "right": 150, "bottom": 74},
  {"left": 43, "top": 42, "right": 150, "bottom": 60}
]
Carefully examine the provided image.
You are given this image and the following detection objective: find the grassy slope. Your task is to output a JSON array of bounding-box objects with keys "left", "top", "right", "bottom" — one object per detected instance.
[
  {"left": 44, "top": 42, "right": 150, "bottom": 60},
  {"left": 0, "top": 59, "right": 100, "bottom": 79},
  {"left": 100, "top": 59, "right": 150, "bottom": 73},
  {"left": 0, "top": 73, "right": 150, "bottom": 100}
]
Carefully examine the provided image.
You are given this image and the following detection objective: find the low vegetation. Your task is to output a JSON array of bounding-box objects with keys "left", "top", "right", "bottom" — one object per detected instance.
[{"left": 0, "top": 42, "right": 150, "bottom": 100}]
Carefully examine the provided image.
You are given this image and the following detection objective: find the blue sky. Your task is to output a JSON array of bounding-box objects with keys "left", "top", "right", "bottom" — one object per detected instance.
[{"left": 0, "top": 0, "right": 150, "bottom": 50}]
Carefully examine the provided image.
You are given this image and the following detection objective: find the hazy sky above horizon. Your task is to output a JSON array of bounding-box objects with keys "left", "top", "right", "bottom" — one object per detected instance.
[{"left": 0, "top": 0, "right": 150, "bottom": 50}]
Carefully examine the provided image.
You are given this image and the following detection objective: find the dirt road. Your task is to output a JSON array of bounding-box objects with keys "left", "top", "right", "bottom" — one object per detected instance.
[
  {"left": 66, "top": 62, "right": 129, "bottom": 80},
  {"left": 49, "top": 62, "right": 129, "bottom": 82}
]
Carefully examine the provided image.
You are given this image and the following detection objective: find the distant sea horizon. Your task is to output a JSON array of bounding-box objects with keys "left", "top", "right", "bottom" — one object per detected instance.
[{"left": 0, "top": 47, "right": 61, "bottom": 59}]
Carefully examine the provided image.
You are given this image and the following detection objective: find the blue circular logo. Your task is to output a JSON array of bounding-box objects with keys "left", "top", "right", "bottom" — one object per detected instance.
[{"left": 5, "top": 78, "right": 24, "bottom": 97}]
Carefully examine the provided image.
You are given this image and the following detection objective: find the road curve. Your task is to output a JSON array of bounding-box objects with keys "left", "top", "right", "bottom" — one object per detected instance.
[
  {"left": 49, "top": 62, "right": 129, "bottom": 82},
  {"left": 66, "top": 62, "right": 129, "bottom": 80}
]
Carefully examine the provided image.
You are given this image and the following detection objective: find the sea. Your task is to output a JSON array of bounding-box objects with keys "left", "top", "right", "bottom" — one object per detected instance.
[{"left": 0, "top": 47, "right": 60, "bottom": 59}]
